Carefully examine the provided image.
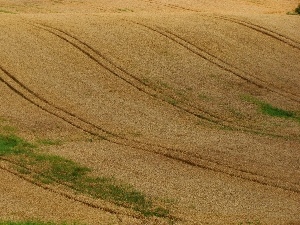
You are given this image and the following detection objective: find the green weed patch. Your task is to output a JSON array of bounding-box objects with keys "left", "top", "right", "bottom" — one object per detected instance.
[
  {"left": 36, "top": 139, "right": 62, "bottom": 146},
  {"left": 0, "top": 9, "right": 16, "bottom": 14},
  {"left": 0, "top": 135, "right": 33, "bottom": 155},
  {"left": 242, "top": 95, "right": 299, "bottom": 121},
  {"left": 295, "top": 4, "right": 300, "bottom": 14},
  {"left": 0, "top": 134, "right": 168, "bottom": 217},
  {"left": 260, "top": 102, "right": 294, "bottom": 118}
]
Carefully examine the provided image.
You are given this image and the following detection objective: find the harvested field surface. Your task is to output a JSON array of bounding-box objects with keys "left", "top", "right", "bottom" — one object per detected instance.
[{"left": 0, "top": 0, "right": 300, "bottom": 224}]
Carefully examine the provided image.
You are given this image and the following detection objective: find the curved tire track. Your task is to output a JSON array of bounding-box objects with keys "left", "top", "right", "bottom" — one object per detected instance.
[
  {"left": 127, "top": 20, "right": 300, "bottom": 104},
  {"left": 167, "top": 2, "right": 300, "bottom": 51},
  {"left": 1, "top": 65, "right": 300, "bottom": 194},
  {"left": 215, "top": 15, "right": 300, "bottom": 51},
  {"left": 34, "top": 20, "right": 300, "bottom": 135},
  {"left": 140, "top": 0, "right": 300, "bottom": 49},
  {"left": 31, "top": 22, "right": 221, "bottom": 125},
  {"left": 34, "top": 21, "right": 299, "bottom": 136},
  {"left": 33, "top": 22, "right": 300, "bottom": 138}
]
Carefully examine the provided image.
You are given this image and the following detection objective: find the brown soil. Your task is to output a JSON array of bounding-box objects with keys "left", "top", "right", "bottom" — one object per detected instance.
[{"left": 0, "top": 0, "right": 300, "bottom": 224}]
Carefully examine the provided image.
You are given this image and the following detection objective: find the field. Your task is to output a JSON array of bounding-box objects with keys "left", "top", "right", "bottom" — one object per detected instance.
[{"left": 0, "top": 0, "right": 300, "bottom": 224}]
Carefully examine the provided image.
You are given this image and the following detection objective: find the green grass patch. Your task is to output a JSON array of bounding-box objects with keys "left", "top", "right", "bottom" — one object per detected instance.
[
  {"left": 164, "top": 97, "right": 179, "bottom": 106},
  {"left": 287, "top": 4, "right": 300, "bottom": 15},
  {"left": 198, "top": 93, "right": 210, "bottom": 101},
  {"left": 238, "top": 220, "right": 261, "bottom": 225},
  {"left": 0, "top": 134, "right": 34, "bottom": 155},
  {"left": 0, "top": 9, "right": 16, "bottom": 14},
  {"left": 242, "top": 95, "right": 299, "bottom": 120},
  {"left": 36, "top": 139, "right": 62, "bottom": 146},
  {"left": 0, "top": 134, "right": 169, "bottom": 217},
  {"left": 295, "top": 4, "right": 300, "bottom": 14},
  {"left": 260, "top": 103, "right": 294, "bottom": 118},
  {"left": 117, "top": 8, "right": 134, "bottom": 12}
]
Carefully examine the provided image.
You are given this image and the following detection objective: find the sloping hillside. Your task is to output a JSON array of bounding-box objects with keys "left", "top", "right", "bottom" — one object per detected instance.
[{"left": 0, "top": 0, "right": 299, "bottom": 224}]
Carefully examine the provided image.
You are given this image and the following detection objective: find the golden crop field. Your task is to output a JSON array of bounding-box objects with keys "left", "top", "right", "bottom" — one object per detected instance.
[{"left": 0, "top": 0, "right": 299, "bottom": 224}]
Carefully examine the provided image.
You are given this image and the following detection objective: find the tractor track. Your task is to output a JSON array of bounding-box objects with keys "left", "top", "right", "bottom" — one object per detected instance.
[
  {"left": 161, "top": 26, "right": 300, "bottom": 101},
  {"left": 143, "top": 0, "right": 300, "bottom": 51},
  {"left": 33, "top": 21, "right": 275, "bottom": 134},
  {"left": 1, "top": 65, "right": 300, "bottom": 194},
  {"left": 32, "top": 21, "right": 296, "bottom": 137},
  {"left": 137, "top": 0, "right": 300, "bottom": 101},
  {"left": 0, "top": 157, "right": 141, "bottom": 219},
  {"left": 140, "top": 0, "right": 300, "bottom": 49},
  {"left": 0, "top": 66, "right": 110, "bottom": 139},
  {"left": 128, "top": 20, "right": 300, "bottom": 104},
  {"left": 31, "top": 22, "right": 220, "bottom": 125},
  {"left": 215, "top": 15, "right": 300, "bottom": 51},
  {"left": 174, "top": 2, "right": 300, "bottom": 52},
  {"left": 31, "top": 22, "right": 300, "bottom": 138}
]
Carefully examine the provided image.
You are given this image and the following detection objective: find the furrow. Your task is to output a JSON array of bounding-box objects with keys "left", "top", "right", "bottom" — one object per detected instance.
[
  {"left": 0, "top": 66, "right": 108, "bottom": 138},
  {"left": 0, "top": 65, "right": 209, "bottom": 162},
  {"left": 132, "top": 143, "right": 300, "bottom": 194},
  {"left": 162, "top": 2, "right": 300, "bottom": 51},
  {"left": 46, "top": 24, "right": 225, "bottom": 122},
  {"left": 31, "top": 24, "right": 154, "bottom": 97},
  {"left": 128, "top": 21, "right": 265, "bottom": 87}
]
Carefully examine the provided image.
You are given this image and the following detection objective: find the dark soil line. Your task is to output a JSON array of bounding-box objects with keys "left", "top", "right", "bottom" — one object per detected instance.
[
  {"left": 0, "top": 156, "right": 181, "bottom": 221},
  {"left": 0, "top": 56, "right": 219, "bottom": 162},
  {"left": 0, "top": 65, "right": 111, "bottom": 136},
  {"left": 0, "top": 64, "right": 207, "bottom": 165},
  {"left": 128, "top": 20, "right": 265, "bottom": 87},
  {"left": 165, "top": 2, "right": 300, "bottom": 51},
  {"left": 0, "top": 65, "right": 223, "bottom": 175},
  {"left": 126, "top": 141, "right": 300, "bottom": 194},
  {"left": 142, "top": 0, "right": 300, "bottom": 47}
]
